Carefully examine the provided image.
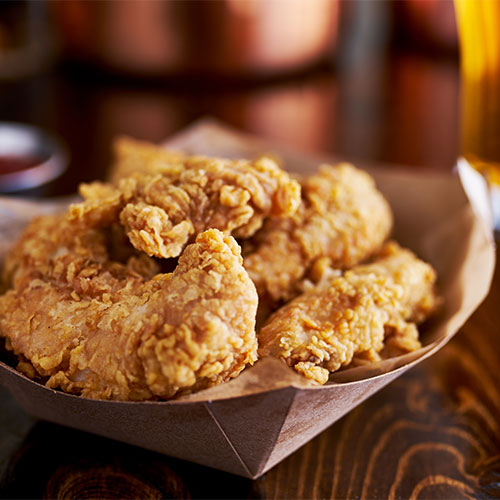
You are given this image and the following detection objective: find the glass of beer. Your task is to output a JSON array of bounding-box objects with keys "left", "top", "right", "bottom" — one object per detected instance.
[{"left": 454, "top": 0, "right": 500, "bottom": 226}]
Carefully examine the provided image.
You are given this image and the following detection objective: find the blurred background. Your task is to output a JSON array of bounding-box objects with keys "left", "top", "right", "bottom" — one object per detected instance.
[{"left": 0, "top": 0, "right": 460, "bottom": 196}]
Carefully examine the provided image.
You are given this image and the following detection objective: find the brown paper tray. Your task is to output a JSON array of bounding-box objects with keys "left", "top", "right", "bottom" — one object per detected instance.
[{"left": 0, "top": 120, "right": 495, "bottom": 478}]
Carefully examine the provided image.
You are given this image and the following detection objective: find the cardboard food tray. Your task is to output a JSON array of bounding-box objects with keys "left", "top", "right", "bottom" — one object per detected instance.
[{"left": 0, "top": 120, "right": 495, "bottom": 479}]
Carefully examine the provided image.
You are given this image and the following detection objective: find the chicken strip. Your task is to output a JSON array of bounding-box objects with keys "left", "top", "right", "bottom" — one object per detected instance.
[
  {"left": 243, "top": 164, "right": 393, "bottom": 309},
  {"left": 68, "top": 139, "right": 301, "bottom": 259},
  {"left": 109, "top": 136, "right": 187, "bottom": 184},
  {"left": 0, "top": 216, "right": 258, "bottom": 400},
  {"left": 258, "top": 241, "right": 438, "bottom": 384}
]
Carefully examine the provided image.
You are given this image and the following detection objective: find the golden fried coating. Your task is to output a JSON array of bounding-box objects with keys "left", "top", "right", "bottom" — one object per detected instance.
[
  {"left": 2, "top": 212, "right": 160, "bottom": 292},
  {"left": 68, "top": 138, "right": 301, "bottom": 259},
  {"left": 0, "top": 216, "right": 258, "bottom": 400},
  {"left": 258, "top": 241, "right": 438, "bottom": 384},
  {"left": 0, "top": 135, "right": 440, "bottom": 399},
  {"left": 109, "top": 136, "right": 187, "bottom": 183},
  {"left": 243, "top": 164, "right": 394, "bottom": 308}
]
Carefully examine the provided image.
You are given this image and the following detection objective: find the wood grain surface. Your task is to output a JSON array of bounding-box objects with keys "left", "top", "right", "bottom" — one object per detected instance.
[{"left": 1, "top": 46, "right": 500, "bottom": 499}]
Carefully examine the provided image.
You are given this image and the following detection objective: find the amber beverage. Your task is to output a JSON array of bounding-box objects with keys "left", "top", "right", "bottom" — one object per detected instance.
[{"left": 455, "top": 0, "right": 500, "bottom": 223}]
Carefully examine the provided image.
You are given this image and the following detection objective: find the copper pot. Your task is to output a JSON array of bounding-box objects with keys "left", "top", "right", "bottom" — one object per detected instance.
[
  {"left": 393, "top": 0, "right": 458, "bottom": 53},
  {"left": 51, "top": 0, "right": 340, "bottom": 78}
]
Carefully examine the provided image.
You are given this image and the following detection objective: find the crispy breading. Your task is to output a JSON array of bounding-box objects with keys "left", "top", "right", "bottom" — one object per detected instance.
[
  {"left": 0, "top": 217, "right": 258, "bottom": 400},
  {"left": 109, "top": 136, "right": 188, "bottom": 183},
  {"left": 68, "top": 139, "right": 301, "bottom": 259},
  {"left": 243, "top": 164, "right": 393, "bottom": 309},
  {"left": 258, "top": 241, "right": 438, "bottom": 384},
  {"left": 2, "top": 213, "right": 159, "bottom": 292},
  {"left": 0, "top": 137, "right": 439, "bottom": 399}
]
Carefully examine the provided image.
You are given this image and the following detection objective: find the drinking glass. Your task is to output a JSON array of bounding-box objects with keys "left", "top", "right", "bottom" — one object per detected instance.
[{"left": 454, "top": 0, "right": 500, "bottom": 225}]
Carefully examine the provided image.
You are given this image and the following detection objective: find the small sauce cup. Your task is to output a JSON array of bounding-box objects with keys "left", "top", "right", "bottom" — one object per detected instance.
[{"left": 0, "top": 123, "right": 68, "bottom": 193}]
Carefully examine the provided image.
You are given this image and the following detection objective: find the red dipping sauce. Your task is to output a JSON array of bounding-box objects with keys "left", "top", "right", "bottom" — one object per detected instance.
[
  {"left": 0, "top": 123, "right": 68, "bottom": 192},
  {"left": 0, "top": 155, "right": 44, "bottom": 175}
]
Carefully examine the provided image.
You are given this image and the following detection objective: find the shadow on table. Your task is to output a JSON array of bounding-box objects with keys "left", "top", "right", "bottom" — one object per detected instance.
[{"left": 0, "top": 420, "right": 264, "bottom": 499}]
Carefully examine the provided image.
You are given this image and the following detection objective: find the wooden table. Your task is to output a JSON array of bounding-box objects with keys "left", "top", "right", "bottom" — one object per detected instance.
[{"left": 1, "top": 50, "right": 499, "bottom": 499}]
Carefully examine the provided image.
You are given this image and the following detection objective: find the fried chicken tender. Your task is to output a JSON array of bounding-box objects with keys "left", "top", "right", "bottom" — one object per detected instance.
[
  {"left": 109, "top": 136, "right": 187, "bottom": 183},
  {"left": 0, "top": 216, "right": 258, "bottom": 400},
  {"left": 68, "top": 138, "right": 301, "bottom": 259},
  {"left": 243, "top": 164, "right": 393, "bottom": 309},
  {"left": 258, "top": 241, "right": 438, "bottom": 384}
]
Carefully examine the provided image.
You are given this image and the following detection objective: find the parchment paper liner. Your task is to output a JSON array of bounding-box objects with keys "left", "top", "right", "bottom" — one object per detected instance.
[{"left": 0, "top": 120, "right": 494, "bottom": 478}]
